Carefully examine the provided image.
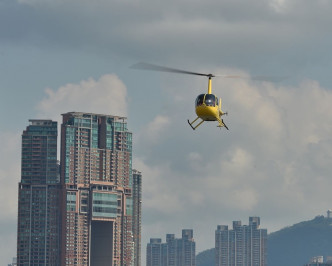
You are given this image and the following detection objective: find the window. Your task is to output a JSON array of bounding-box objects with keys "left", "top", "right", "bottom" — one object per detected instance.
[
  {"left": 204, "top": 94, "right": 216, "bottom": 106},
  {"left": 195, "top": 94, "right": 205, "bottom": 106},
  {"left": 92, "top": 192, "right": 118, "bottom": 218}
]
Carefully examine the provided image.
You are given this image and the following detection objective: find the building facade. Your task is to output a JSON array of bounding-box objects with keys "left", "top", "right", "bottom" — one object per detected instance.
[
  {"left": 146, "top": 238, "right": 163, "bottom": 266},
  {"left": 132, "top": 170, "right": 142, "bottom": 266},
  {"left": 60, "top": 112, "right": 135, "bottom": 265},
  {"left": 215, "top": 217, "right": 267, "bottom": 266},
  {"left": 17, "top": 120, "right": 60, "bottom": 265},
  {"left": 146, "top": 229, "right": 196, "bottom": 266}
]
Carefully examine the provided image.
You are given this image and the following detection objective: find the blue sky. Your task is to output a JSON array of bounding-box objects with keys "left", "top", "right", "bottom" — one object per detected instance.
[{"left": 2, "top": 0, "right": 332, "bottom": 263}]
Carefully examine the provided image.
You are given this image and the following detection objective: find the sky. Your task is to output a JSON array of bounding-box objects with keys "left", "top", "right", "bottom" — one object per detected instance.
[{"left": 2, "top": 0, "right": 332, "bottom": 263}]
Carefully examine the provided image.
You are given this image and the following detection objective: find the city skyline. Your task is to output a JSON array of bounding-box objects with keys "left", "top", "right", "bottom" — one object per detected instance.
[
  {"left": 3, "top": 0, "right": 332, "bottom": 264},
  {"left": 16, "top": 113, "right": 141, "bottom": 265},
  {"left": 14, "top": 116, "right": 270, "bottom": 266}
]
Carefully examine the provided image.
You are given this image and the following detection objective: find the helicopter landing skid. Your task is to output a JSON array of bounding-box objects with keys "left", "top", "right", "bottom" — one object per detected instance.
[
  {"left": 187, "top": 118, "right": 204, "bottom": 130},
  {"left": 222, "top": 120, "right": 229, "bottom": 130},
  {"left": 187, "top": 119, "right": 196, "bottom": 130},
  {"left": 216, "top": 118, "right": 229, "bottom": 130}
]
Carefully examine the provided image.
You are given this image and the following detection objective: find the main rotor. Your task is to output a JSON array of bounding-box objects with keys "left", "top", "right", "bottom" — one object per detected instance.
[
  {"left": 131, "top": 62, "right": 216, "bottom": 78},
  {"left": 131, "top": 62, "right": 285, "bottom": 82}
]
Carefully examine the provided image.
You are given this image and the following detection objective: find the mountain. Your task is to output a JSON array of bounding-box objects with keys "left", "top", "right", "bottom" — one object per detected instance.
[
  {"left": 268, "top": 215, "right": 332, "bottom": 266},
  {"left": 196, "top": 216, "right": 332, "bottom": 266}
]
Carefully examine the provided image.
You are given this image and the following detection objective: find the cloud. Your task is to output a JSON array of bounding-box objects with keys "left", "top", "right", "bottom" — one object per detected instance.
[
  {"left": 0, "top": 131, "right": 21, "bottom": 263},
  {"left": 3, "top": 0, "right": 332, "bottom": 73},
  {"left": 0, "top": 132, "right": 21, "bottom": 219},
  {"left": 137, "top": 115, "right": 171, "bottom": 144},
  {"left": 37, "top": 74, "right": 128, "bottom": 121}
]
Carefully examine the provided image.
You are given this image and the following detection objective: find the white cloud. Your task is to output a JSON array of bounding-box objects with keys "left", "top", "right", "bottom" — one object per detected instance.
[
  {"left": 37, "top": 74, "right": 128, "bottom": 121},
  {"left": 268, "top": 0, "right": 289, "bottom": 12},
  {"left": 136, "top": 115, "right": 171, "bottom": 145},
  {"left": 231, "top": 188, "right": 259, "bottom": 210},
  {"left": 223, "top": 147, "right": 254, "bottom": 175},
  {"left": 134, "top": 157, "right": 183, "bottom": 214}
]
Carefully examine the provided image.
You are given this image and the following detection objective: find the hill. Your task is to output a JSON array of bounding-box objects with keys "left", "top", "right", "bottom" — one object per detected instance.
[
  {"left": 196, "top": 216, "right": 332, "bottom": 266},
  {"left": 196, "top": 248, "right": 215, "bottom": 266},
  {"left": 268, "top": 215, "right": 332, "bottom": 266}
]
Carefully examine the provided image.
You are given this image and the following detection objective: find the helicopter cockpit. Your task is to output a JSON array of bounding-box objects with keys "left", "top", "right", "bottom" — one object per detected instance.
[{"left": 195, "top": 94, "right": 218, "bottom": 107}]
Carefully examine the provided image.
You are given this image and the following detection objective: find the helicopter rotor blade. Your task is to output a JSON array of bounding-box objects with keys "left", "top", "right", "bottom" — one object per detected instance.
[
  {"left": 250, "top": 76, "right": 287, "bottom": 82},
  {"left": 132, "top": 62, "right": 286, "bottom": 82},
  {"left": 131, "top": 62, "right": 215, "bottom": 77},
  {"left": 215, "top": 74, "right": 287, "bottom": 82}
]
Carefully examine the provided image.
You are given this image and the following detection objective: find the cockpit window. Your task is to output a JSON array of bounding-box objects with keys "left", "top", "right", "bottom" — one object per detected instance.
[
  {"left": 215, "top": 97, "right": 218, "bottom": 106},
  {"left": 205, "top": 94, "right": 216, "bottom": 106},
  {"left": 195, "top": 94, "right": 205, "bottom": 106}
]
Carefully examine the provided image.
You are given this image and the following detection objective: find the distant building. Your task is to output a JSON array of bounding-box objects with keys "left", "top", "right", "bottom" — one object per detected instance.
[
  {"left": 305, "top": 256, "right": 332, "bottom": 266},
  {"left": 147, "top": 238, "right": 163, "bottom": 266},
  {"left": 146, "top": 229, "right": 196, "bottom": 266},
  {"left": 215, "top": 217, "right": 267, "bottom": 266},
  {"left": 8, "top": 257, "right": 17, "bottom": 266},
  {"left": 16, "top": 120, "right": 60, "bottom": 265},
  {"left": 327, "top": 210, "right": 332, "bottom": 219}
]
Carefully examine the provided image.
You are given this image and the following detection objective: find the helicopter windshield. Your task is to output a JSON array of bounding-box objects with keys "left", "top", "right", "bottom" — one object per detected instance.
[
  {"left": 204, "top": 94, "right": 216, "bottom": 106},
  {"left": 195, "top": 94, "right": 205, "bottom": 107}
]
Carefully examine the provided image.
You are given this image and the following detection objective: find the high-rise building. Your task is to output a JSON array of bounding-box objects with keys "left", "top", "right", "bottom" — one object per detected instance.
[
  {"left": 146, "top": 238, "right": 163, "bottom": 266},
  {"left": 60, "top": 112, "right": 136, "bottom": 265},
  {"left": 215, "top": 217, "right": 267, "bottom": 266},
  {"left": 133, "top": 169, "right": 142, "bottom": 266},
  {"left": 17, "top": 120, "right": 60, "bottom": 265},
  {"left": 146, "top": 229, "right": 196, "bottom": 266},
  {"left": 179, "top": 229, "right": 196, "bottom": 266}
]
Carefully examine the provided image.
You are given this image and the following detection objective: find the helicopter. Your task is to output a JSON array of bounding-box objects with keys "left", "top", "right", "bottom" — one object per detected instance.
[{"left": 132, "top": 62, "right": 278, "bottom": 130}]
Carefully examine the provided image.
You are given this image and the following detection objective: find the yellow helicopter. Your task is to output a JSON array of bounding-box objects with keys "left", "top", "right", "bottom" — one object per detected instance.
[{"left": 132, "top": 62, "right": 241, "bottom": 130}]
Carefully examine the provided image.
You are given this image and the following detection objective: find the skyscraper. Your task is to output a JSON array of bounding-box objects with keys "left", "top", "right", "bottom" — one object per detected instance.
[
  {"left": 17, "top": 120, "right": 60, "bottom": 265},
  {"left": 215, "top": 217, "right": 267, "bottom": 266},
  {"left": 146, "top": 229, "right": 196, "bottom": 266},
  {"left": 132, "top": 169, "right": 142, "bottom": 266},
  {"left": 60, "top": 112, "right": 135, "bottom": 265},
  {"left": 146, "top": 238, "right": 163, "bottom": 266},
  {"left": 180, "top": 229, "right": 196, "bottom": 266}
]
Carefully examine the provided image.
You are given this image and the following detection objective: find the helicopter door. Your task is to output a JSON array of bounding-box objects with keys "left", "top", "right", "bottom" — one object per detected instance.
[
  {"left": 204, "top": 94, "right": 216, "bottom": 106},
  {"left": 195, "top": 94, "right": 205, "bottom": 107}
]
